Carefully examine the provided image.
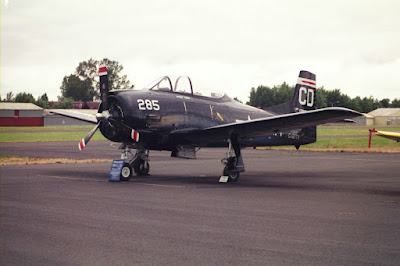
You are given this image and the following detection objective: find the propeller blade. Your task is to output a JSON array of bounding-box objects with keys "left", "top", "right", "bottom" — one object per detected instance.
[
  {"left": 79, "top": 123, "right": 100, "bottom": 150},
  {"left": 98, "top": 64, "right": 140, "bottom": 144},
  {"left": 99, "top": 64, "right": 109, "bottom": 110}
]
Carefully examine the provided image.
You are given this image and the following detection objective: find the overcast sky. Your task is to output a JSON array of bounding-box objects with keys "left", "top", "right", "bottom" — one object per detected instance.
[{"left": 1, "top": 0, "right": 399, "bottom": 102}]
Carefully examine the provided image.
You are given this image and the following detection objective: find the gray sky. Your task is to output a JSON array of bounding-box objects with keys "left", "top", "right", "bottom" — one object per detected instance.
[{"left": 2, "top": 0, "right": 399, "bottom": 102}]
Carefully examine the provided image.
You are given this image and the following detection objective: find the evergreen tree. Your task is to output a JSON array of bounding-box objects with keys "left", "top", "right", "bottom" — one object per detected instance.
[
  {"left": 35, "top": 93, "right": 50, "bottom": 109},
  {"left": 15, "top": 92, "right": 35, "bottom": 103}
]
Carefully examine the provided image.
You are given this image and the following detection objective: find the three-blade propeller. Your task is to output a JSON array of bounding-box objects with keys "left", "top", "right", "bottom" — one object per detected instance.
[{"left": 78, "top": 64, "right": 139, "bottom": 150}]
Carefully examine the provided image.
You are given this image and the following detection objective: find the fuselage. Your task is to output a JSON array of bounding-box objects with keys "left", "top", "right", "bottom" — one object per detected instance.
[{"left": 99, "top": 87, "right": 316, "bottom": 150}]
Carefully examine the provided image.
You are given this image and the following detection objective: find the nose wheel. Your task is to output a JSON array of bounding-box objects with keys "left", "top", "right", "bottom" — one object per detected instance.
[{"left": 120, "top": 163, "right": 133, "bottom": 181}]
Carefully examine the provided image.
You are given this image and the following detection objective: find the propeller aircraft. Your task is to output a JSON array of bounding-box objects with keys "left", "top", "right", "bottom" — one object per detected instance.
[
  {"left": 51, "top": 66, "right": 362, "bottom": 182},
  {"left": 369, "top": 128, "right": 400, "bottom": 148}
]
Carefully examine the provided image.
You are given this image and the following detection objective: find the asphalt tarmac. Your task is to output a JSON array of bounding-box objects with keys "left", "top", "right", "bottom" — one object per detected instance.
[{"left": 2, "top": 141, "right": 400, "bottom": 265}]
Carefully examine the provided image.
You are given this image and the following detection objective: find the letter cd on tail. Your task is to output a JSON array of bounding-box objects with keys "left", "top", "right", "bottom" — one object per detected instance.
[{"left": 292, "top": 70, "right": 316, "bottom": 112}]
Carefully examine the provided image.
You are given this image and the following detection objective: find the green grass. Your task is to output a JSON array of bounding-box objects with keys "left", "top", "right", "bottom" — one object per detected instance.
[
  {"left": 0, "top": 125, "right": 95, "bottom": 131},
  {"left": 268, "top": 137, "right": 399, "bottom": 151},
  {"left": 306, "top": 137, "right": 396, "bottom": 149},
  {"left": 0, "top": 126, "right": 399, "bottom": 151},
  {"left": 0, "top": 126, "right": 105, "bottom": 142},
  {"left": 317, "top": 125, "right": 400, "bottom": 137}
]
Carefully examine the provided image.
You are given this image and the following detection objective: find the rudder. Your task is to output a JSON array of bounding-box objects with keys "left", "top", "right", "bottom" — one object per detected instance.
[{"left": 291, "top": 70, "right": 316, "bottom": 112}]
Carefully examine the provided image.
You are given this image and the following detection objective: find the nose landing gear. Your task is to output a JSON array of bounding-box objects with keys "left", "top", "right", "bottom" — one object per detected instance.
[
  {"left": 119, "top": 144, "right": 150, "bottom": 181},
  {"left": 120, "top": 162, "right": 133, "bottom": 181},
  {"left": 133, "top": 153, "right": 150, "bottom": 176}
]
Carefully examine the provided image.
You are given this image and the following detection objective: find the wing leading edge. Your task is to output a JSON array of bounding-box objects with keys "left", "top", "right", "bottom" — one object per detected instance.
[
  {"left": 375, "top": 130, "right": 400, "bottom": 142},
  {"left": 50, "top": 109, "right": 98, "bottom": 124},
  {"left": 173, "top": 107, "right": 362, "bottom": 143}
]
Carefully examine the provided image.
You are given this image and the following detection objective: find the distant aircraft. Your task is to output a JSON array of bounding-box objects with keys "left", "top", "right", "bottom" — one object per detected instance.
[
  {"left": 369, "top": 128, "right": 400, "bottom": 146},
  {"left": 52, "top": 66, "right": 361, "bottom": 182}
]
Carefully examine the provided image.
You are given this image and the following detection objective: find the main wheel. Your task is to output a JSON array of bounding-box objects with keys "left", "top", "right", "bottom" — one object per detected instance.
[
  {"left": 134, "top": 160, "right": 150, "bottom": 176},
  {"left": 223, "top": 166, "right": 240, "bottom": 182},
  {"left": 120, "top": 163, "right": 132, "bottom": 181}
]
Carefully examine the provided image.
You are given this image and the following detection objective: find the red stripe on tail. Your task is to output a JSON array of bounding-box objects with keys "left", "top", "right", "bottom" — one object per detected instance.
[{"left": 302, "top": 80, "right": 316, "bottom": 86}]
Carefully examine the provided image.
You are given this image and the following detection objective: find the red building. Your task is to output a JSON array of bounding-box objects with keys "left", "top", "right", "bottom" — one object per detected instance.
[{"left": 0, "top": 102, "right": 44, "bottom": 126}]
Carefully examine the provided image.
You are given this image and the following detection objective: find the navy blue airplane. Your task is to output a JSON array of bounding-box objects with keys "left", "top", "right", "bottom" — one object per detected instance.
[{"left": 52, "top": 66, "right": 361, "bottom": 182}]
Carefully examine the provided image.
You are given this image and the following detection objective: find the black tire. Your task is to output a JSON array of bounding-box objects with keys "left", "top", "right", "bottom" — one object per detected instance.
[
  {"left": 223, "top": 166, "right": 240, "bottom": 182},
  {"left": 120, "top": 163, "right": 132, "bottom": 181},
  {"left": 133, "top": 160, "right": 141, "bottom": 173},
  {"left": 137, "top": 161, "right": 150, "bottom": 176},
  {"left": 134, "top": 159, "right": 150, "bottom": 176}
]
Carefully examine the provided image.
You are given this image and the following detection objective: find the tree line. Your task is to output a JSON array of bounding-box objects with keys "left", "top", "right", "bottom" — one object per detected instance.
[
  {"left": 246, "top": 83, "right": 400, "bottom": 113},
  {"left": 1, "top": 58, "right": 398, "bottom": 113},
  {"left": 1, "top": 92, "right": 54, "bottom": 109},
  {"left": 1, "top": 58, "right": 134, "bottom": 109}
]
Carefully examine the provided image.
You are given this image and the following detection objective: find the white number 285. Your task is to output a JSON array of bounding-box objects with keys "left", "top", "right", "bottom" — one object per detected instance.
[{"left": 137, "top": 99, "right": 160, "bottom": 111}]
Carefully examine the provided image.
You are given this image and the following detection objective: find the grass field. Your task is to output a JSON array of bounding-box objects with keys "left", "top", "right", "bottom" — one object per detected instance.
[
  {"left": 317, "top": 125, "right": 400, "bottom": 136},
  {"left": 0, "top": 126, "right": 105, "bottom": 142},
  {"left": 270, "top": 125, "right": 400, "bottom": 152},
  {"left": 1, "top": 125, "right": 399, "bottom": 152},
  {"left": 0, "top": 153, "right": 110, "bottom": 165},
  {"left": 0, "top": 126, "right": 98, "bottom": 131}
]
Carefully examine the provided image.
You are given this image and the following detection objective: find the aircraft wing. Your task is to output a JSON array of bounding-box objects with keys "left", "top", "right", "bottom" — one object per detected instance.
[
  {"left": 375, "top": 130, "right": 400, "bottom": 142},
  {"left": 173, "top": 107, "right": 362, "bottom": 143},
  {"left": 50, "top": 109, "right": 98, "bottom": 124}
]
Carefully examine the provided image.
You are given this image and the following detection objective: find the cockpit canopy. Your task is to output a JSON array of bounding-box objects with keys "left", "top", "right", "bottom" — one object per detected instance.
[{"left": 143, "top": 76, "right": 224, "bottom": 98}]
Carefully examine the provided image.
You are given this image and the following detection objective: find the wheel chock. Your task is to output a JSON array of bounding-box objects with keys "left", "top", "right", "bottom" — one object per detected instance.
[
  {"left": 109, "top": 159, "right": 124, "bottom": 182},
  {"left": 219, "top": 176, "right": 229, "bottom": 183}
]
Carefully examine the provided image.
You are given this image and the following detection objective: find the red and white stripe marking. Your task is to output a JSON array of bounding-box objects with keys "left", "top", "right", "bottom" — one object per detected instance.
[
  {"left": 78, "top": 139, "right": 86, "bottom": 150},
  {"left": 131, "top": 130, "right": 140, "bottom": 142},
  {"left": 297, "top": 77, "right": 316, "bottom": 88},
  {"left": 99, "top": 64, "right": 107, "bottom": 76}
]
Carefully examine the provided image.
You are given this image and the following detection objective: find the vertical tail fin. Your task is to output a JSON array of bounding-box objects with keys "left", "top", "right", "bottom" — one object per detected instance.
[
  {"left": 292, "top": 71, "right": 317, "bottom": 146},
  {"left": 264, "top": 70, "right": 316, "bottom": 114},
  {"left": 291, "top": 70, "right": 316, "bottom": 112},
  {"left": 255, "top": 70, "right": 318, "bottom": 148}
]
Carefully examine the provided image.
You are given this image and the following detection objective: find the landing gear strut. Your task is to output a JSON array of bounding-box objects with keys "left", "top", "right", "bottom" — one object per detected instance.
[
  {"left": 131, "top": 149, "right": 150, "bottom": 176},
  {"left": 221, "top": 135, "right": 245, "bottom": 182},
  {"left": 119, "top": 145, "right": 150, "bottom": 181}
]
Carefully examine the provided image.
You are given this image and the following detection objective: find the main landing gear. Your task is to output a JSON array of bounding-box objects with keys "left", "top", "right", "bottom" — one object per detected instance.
[
  {"left": 119, "top": 145, "right": 150, "bottom": 181},
  {"left": 221, "top": 135, "right": 245, "bottom": 182}
]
